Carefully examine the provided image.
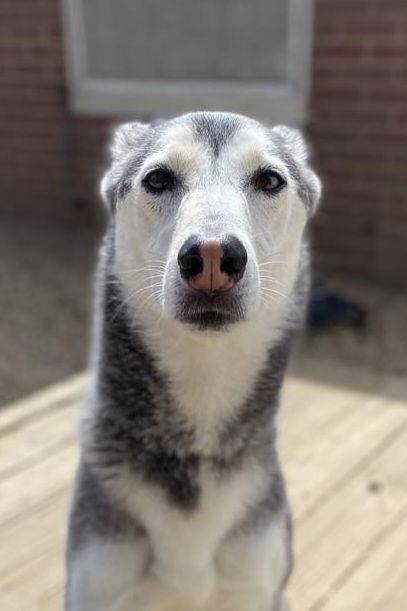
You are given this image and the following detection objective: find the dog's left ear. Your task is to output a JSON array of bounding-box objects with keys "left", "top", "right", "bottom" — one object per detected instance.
[
  {"left": 270, "top": 125, "right": 321, "bottom": 216},
  {"left": 101, "top": 121, "right": 150, "bottom": 211}
]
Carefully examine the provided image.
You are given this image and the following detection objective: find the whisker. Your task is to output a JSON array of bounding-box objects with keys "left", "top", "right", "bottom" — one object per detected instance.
[
  {"left": 109, "top": 282, "right": 162, "bottom": 324},
  {"left": 259, "top": 280, "right": 286, "bottom": 290},
  {"left": 261, "top": 287, "right": 288, "bottom": 300},
  {"left": 117, "top": 266, "right": 166, "bottom": 275},
  {"left": 258, "top": 260, "right": 288, "bottom": 267},
  {"left": 106, "top": 273, "right": 164, "bottom": 292}
]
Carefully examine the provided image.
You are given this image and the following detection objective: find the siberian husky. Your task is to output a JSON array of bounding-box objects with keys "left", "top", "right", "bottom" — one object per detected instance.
[{"left": 66, "top": 111, "right": 321, "bottom": 611}]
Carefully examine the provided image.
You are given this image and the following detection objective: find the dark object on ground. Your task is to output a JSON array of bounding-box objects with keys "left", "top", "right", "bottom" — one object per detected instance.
[{"left": 308, "top": 288, "right": 367, "bottom": 330}]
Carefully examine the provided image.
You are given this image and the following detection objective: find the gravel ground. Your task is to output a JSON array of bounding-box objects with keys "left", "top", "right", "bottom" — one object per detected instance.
[{"left": 1, "top": 214, "right": 405, "bottom": 405}]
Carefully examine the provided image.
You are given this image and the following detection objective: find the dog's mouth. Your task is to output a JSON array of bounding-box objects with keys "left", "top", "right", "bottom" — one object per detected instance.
[{"left": 175, "top": 290, "right": 246, "bottom": 330}]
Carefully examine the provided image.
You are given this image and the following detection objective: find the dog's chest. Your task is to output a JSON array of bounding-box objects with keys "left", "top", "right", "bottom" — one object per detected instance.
[
  {"left": 116, "top": 458, "right": 265, "bottom": 567},
  {"left": 150, "top": 321, "right": 272, "bottom": 455}
]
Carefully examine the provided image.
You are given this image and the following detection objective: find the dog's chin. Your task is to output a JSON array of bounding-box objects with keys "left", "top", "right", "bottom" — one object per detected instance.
[
  {"left": 177, "top": 309, "right": 244, "bottom": 331},
  {"left": 173, "top": 290, "right": 247, "bottom": 331}
]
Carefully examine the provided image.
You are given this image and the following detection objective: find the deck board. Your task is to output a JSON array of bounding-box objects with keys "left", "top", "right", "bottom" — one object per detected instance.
[
  {"left": 322, "top": 506, "right": 407, "bottom": 611},
  {"left": 287, "top": 425, "right": 407, "bottom": 610},
  {"left": 0, "top": 364, "right": 406, "bottom": 610},
  {"left": 280, "top": 389, "right": 407, "bottom": 521}
]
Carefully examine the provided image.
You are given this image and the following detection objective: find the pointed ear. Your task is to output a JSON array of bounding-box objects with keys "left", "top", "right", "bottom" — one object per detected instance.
[
  {"left": 270, "top": 125, "right": 309, "bottom": 163},
  {"left": 109, "top": 121, "right": 150, "bottom": 161},
  {"left": 101, "top": 121, "right": 150, "bottom": 211},
  {"left": 270, "top": 125, "right": 321, "bottom": 216}
]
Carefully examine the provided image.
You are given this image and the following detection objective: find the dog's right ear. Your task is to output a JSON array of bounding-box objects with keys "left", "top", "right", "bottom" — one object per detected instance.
[
  {"left": 101, "top": 121, "right": 150, "bottom": 211},
  {"left": 110, "top": 122, "right": 149, "bottom": 162}
]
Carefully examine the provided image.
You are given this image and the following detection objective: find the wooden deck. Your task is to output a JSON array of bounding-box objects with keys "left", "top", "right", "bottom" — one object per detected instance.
[{"left": 1, "top": 360, "right": 406, "bottom": 610}]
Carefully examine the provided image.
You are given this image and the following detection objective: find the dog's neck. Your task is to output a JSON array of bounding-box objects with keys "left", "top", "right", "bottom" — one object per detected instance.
[{"left": 104, "top": 273, "right": 289, "bottom": 454}]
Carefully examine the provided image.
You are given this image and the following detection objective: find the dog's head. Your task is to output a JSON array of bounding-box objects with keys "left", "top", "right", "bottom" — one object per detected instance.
[{"left": 102, "top": 112, "right": 320, "bottom": 331}]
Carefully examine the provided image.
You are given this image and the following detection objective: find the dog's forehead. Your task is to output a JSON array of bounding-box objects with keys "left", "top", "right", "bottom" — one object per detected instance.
[{"left": 156, "top": 112, "right": 271, "bottom": 165}]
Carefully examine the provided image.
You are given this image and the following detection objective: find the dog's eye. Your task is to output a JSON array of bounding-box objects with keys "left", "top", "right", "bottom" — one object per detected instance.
[
  {"left": 254, "top": 170, "right": 286, "bottom": 195},
  {"left": 142, "top": 168, "right": 175, "bottom": 194}
]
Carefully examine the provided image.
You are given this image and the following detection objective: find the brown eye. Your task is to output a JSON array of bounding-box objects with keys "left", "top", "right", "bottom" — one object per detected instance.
[
  {"left": 254, "top": 170, "right": 286, "bottom": 195},
  {"left": 143, "top": 168, "right": 175, "bottom": 194}
]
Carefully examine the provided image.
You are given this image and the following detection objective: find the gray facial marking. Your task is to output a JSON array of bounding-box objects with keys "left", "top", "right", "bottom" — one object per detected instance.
[{"left": 191, "top": 112, "right": 241, "bottom": 157}]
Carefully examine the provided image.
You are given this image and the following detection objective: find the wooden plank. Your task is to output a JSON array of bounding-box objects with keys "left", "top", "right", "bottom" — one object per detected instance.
[
  {"left": 0, "top": 400, "right": 79, "bottom": 480},
  {"left": 40, "top": 587, "right": 64, "bottom": 611},
  {"left": 0, "top": 491, "right": 68, "bottom": 608},
  {"left": 0, "top": 443, "right": 77, "bottom": 527},
  {"left": 288, "top": 425, "right": 407, "bottom": 611},
  {"left": 322, "top": 506, "right": 407, "bottom": 611},
  {"left": 1, "top": 541, "right": 65, "bottom": 611},
  {"left": 280, "top": 379, "right": 381, "bottom": 456},
  {"left": 288, "top": 357, "right": 405, "bottom": 402},
  {"left": 0, "top": 381, "right": 82, "bottom": 608},
  {"left": 0, "top": 593, "right": 21, "bottom": 611},
  {"left": 281, "top": 391, "right": 407, "bottom": 521},
  {"left": 282, "top": 363, "right": 407, "bottom": 454},
  {"left": 0, "top": 373, "right": 86, "bottom": 433}
]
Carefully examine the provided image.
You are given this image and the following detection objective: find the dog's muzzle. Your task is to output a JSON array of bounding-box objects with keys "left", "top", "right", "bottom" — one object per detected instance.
[{"left": 175, "top": 234, "right": 248, "bottom": 330}]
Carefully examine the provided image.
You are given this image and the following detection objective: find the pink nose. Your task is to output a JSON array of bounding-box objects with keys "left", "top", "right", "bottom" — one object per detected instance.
[
  {"left": 188, "top": 239, "right": 234, "bottom": 293},
  {"left": 177, "top": 235, "right": 248, "bottom": 293}
]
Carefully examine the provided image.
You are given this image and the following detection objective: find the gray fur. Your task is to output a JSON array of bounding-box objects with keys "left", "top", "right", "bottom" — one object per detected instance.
[
  {"left": 68, "top": 460, "right": 146, "bottom": 556},
  {"left": 191, "top": 112, "right": 241, "bottom": 156}
]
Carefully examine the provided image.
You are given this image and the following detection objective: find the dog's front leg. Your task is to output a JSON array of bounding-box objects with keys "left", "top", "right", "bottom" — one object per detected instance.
[
  {"left": 66, "top": 537, "right": 152, "bottom": 611},
  {"left": 67, "top": 534, "right": 216, "bottom": 611},
  {"left": 210, "top": 513, "right": 291, "bottom": 611},
  {"left": 150, "top": 544, "right": 216, "bottom": 609}
]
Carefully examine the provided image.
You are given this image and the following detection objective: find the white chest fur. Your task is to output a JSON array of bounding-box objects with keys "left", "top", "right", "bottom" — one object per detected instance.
[
  {"left": 110, "top": 455, "right": 267, "bottom": 603},
  {"left": 137, "top": 303, "right": 285, "bottom": 456}
]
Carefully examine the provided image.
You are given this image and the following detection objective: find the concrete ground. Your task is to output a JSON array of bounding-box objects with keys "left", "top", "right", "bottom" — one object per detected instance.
[
  {"left": 1, "top": 214, "right": 406, "bottom": 405},
  {"left": 294, "top": 275, "right": 407, "bottom": 381},
  {"left": 0, "top": 215, "right": 100, "bottom": 405}
]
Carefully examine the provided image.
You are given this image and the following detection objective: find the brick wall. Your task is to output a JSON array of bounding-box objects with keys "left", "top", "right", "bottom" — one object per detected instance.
[
  {"left": 0, "top": 0, "right": 112, "bottom": 224},
  {"left": 0, "top": 0, "right": 67, "bottom": 218},
  {"left": 309, "top": 0, "right": 407, "bottom": 287},
  {"left": 1, "top": 0, "right": 406, "bottom": 287}
]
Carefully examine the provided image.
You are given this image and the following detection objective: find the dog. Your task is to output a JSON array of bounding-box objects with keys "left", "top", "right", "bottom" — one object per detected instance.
[{"left": 65, "top": 111, "right": 321, "bottom": 611}]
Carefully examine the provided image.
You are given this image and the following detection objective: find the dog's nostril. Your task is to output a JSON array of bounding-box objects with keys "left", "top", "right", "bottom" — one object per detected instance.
[
  {"left": 220, "top": 236, "right": 247, "bottom": 278},
  {"left": 221, "top": 256, "right": 243, "bottom": 276},
  {"left": 178, "top": 253, "right": 202, "bottom": 274},
  {"left": 177, "top": 236, "right": 203, "bottom": 280}
]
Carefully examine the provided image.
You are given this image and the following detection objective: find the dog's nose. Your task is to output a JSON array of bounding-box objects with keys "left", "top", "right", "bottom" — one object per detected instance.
[{"left": 178, "top": 235, "right": 247, "bottom": 293}]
